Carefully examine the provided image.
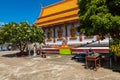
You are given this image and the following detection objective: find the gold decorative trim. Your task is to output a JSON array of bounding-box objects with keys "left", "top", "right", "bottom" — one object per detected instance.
[
  {"left": 70, "top": 37, "right": 77, "bottom": 40},
  {"left": 84, "top": 36, "right": 93, "bottom": 39},
  {"left": 57, "top": 38, "right": 63, "bottom": 41},
  {"left": 47, "top": 38, "right": 52, "bottom": 41}
]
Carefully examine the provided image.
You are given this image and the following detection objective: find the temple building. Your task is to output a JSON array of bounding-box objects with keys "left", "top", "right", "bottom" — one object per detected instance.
[{"left": 35, "top": 0, "right": 109, "bottom": 53}]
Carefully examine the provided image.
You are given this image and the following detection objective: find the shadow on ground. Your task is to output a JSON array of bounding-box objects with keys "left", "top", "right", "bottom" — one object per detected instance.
[
  {"left": 2, "top": 52, "right": 30, "bottom": 58},
  {"left": 1, "top": 50, "right": 36, "bottom": 58},
  {"left": 72, "top": 55, "right": 120, "bottom": 73},
  {"left": 2, "top": 53, "right": 17, "bottom": 57},
  {"left": 101, "top": 57, "right": 120, "bottom": 73}
]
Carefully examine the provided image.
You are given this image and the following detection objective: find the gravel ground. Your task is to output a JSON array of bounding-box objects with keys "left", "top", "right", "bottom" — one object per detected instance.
[{"left": 0, "top": 51, "right": 120, "bottom": 80}]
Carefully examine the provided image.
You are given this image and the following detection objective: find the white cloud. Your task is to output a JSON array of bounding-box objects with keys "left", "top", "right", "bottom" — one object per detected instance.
[{"left": 0, "top": 22, "right": 6, "bottom": 27}]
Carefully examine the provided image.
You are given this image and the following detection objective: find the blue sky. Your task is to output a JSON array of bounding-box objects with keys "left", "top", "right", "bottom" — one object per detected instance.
[{"left": 0, "top": 0, "right": 61, "bottom": 26}]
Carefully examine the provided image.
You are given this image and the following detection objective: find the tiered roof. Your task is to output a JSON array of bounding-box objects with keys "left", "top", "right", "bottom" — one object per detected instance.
[{"left": 35, "top": 0, "right": 79, "bottom": 27}]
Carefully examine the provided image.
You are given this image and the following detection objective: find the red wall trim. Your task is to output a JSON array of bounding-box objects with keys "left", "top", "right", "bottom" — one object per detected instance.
[{"left": 42, "top": 48, "right": 109, "bottom": 54}]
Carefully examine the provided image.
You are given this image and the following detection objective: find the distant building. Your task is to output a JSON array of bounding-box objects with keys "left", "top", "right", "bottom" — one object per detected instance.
[{"left": 35, "top": 0, "right": 109, "bottom": 53}]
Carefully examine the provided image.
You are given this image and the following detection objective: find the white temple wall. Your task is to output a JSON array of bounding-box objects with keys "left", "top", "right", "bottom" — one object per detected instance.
[{"left": 44, "top": 22, "right": 109, "bottom": 46}]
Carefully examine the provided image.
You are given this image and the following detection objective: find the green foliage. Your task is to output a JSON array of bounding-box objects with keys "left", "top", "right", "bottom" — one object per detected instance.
[
  {"left": 77, "top": 0, "right": 120, "bottom": 38},
  {"left": 0, "top": 22, "right": 45, "bottom": 52},
  {"left": 106, "top": 0, "right": 120, "bottom": 15}
]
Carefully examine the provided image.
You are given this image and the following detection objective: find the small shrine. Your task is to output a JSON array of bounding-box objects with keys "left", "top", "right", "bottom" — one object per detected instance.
[{"left": 59, "top": 39, "right": 71, "bottom": 55}]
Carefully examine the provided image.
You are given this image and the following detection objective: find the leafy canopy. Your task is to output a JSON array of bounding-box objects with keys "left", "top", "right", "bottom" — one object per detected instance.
[
  {"left": 0, "top": 22, "right": 45, "bottom": 52},
  {"left": 77, "top": 0, "right": 120, "bottom": 39},
  {"left": 77, "top": 0, "right": 120, "bottom": 56}
]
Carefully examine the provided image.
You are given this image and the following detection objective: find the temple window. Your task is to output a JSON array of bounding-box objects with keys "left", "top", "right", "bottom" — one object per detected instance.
[
  {"left": 70, "top": 23, "right": 77, "bottom": 39},
  {"left": 57, "top": 27, "right": 63, "bottom": 40},
  {"left": 47, "top": 28, "right": 52, "bottom": 41}
]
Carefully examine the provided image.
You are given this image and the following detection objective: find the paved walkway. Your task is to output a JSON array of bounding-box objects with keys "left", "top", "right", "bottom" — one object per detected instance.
[{"left": 0, "top": 51, "right": 120, "bottom": 80}]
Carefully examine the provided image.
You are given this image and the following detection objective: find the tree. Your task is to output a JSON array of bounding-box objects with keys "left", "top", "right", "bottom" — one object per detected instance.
[
  {"left": 77, "top": 0, "right": 120, "bottom": 37},
  {"left": 77, "top": 0, "right": 120, "bottom": 56},
  {"left": 0, "top": 22, "right": 45, "bottom": 54}
]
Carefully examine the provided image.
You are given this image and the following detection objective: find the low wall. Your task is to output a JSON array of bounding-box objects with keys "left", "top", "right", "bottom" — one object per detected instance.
[{"left": 41, "top": 47, "right": 109, "bottom": 54}]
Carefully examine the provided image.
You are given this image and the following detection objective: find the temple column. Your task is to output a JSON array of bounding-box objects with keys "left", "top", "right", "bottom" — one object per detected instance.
[
  {"left": 42, "top": 27, "right": 46, "bottom": 45},
  {"left": 64, "top": 23, "right": 68, "bottom": 44},
  {"left": 53, "top": 27, "right": 56, "bottom": 43},
  {"left": 77, "top": 21, "right": 82, "bottom": 41},
  {"left": 79, "top": 32, "right": 82, "bottom": 41}
]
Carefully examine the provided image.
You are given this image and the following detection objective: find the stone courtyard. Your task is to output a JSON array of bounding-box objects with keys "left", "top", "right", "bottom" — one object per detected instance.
[{"left": 0, "top": 51, "right": 120, "bottom": 80}]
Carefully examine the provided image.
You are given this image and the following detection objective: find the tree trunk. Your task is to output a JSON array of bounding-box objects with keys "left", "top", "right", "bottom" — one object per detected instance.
[{"left": 18, "top": 41, "right": 27, "bottom": 56}]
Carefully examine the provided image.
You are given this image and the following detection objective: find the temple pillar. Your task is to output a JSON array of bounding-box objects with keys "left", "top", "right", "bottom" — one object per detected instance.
[
  {"left": 64, "top": 23, "right": 68, "bottom": 44},
  {"left": 53, "top": 27, "right": 56, "bottom": 43},
  {"left": 42, "top": 27, "right": 46, "bottom": 45},
  {"left": 79, "top": 32, "right": 82, "bottom": 41}
]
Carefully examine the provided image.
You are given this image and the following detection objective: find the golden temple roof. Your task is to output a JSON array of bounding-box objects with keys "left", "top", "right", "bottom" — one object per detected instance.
[{"left": 35, "top": 0, "right": 79, "bottom": 27}]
